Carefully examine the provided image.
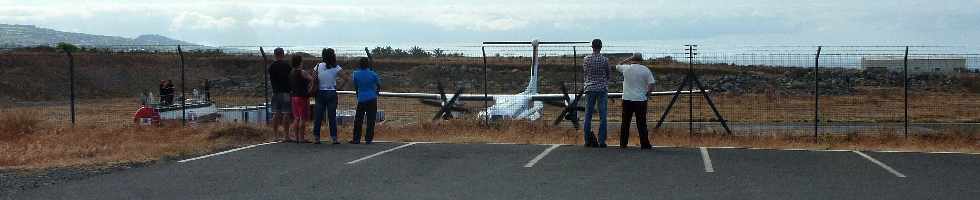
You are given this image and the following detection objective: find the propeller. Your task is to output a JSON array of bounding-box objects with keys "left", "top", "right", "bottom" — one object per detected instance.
[
  {"left": 420, "top": 99, "right": 469, "bottom": 112},
  {"left": 432, "top": 82, "right": 465, "bottom": 120},
  {"left": 553, "top": 84, "right": 583, "bottom": 129}
]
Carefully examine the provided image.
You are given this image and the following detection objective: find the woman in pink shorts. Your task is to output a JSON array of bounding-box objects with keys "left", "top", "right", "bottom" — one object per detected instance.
[{"left": 288, "top": 54, "right": 314, "bottom": 143}]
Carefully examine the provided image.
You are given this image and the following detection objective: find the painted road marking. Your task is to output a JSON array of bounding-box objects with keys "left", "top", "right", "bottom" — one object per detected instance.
[
  {"left": 853, "top": 151, "right": 907, "bottom": 178},
  {"left": 700, "top": 147, "right": 715, "bottom": 173},
  {"left": 179, "top": 141, "right": 280, "bottom": 163},
  {"left": 524, "top": 144, "right": 562, "bottom": 168},
  {"left": 346, "top": 142, "right": 419, "bottom": 164}
]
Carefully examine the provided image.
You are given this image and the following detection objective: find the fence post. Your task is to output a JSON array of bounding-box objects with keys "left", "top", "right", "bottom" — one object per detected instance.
[
  {"left": 259, "top": 47, "right": 270, "bottom": 125},
  {"left": 573, "top": 46, "right": 578, "bottom": 89},
  {"left": 814, "top": 46, "right": 822, "bottom": 142},
  {"left": 903, "top": 46, "right": 910, "bottom": 138},
  {"left": 481, "top": 46, "right": 489, "bottom": 127},
  {"left": 177, "top": 45, "right": 186, "bottom": 126},
  {"left": 686, "top": 45, "right": 696, "bottom": 136},
  {"left": 63, "top": 46, "right": 76, "bottom": 127}
]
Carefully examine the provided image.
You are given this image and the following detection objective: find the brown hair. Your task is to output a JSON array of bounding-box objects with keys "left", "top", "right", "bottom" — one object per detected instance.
[
  {"left": 291, "top": 54, "right": 303, "bottom": 68},
  {"left": 323, "top": 48, "right": 337, "bottom": 68},
  {"left": 591, "top": 39, "right": 602, "bottom": 51}
]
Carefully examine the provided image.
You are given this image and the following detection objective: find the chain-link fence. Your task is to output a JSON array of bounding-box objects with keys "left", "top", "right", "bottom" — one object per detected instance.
[{"left": 2, "top": 44, "right": 977, "bottom": 139}]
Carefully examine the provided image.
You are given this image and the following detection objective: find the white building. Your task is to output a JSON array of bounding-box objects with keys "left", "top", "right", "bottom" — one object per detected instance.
[{"left": 861, "top": 57, "right": 966, "bottom": 76}]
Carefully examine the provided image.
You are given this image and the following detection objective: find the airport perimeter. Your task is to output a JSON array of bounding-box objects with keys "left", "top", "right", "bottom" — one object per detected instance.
[{"left": 8, "top": 141, "right": 979, "bottom": 200}]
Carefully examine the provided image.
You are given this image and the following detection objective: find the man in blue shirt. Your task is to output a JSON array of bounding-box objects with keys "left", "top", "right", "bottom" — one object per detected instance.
[{"left": 351, "top": 57, "right": 381, "bottom": 144}]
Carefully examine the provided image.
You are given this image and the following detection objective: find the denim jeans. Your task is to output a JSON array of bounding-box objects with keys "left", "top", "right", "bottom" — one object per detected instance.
[
  {"left": 312, "top": 90, "right": 338, "bottom": 142},
  {"left": 583, "top": 91, "right": 608, "bottom": 145}
]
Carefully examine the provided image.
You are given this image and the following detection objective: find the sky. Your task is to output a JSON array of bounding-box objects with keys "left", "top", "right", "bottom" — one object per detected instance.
[{"left": 2, "top": 0, "right": 979, "bottom": 47}]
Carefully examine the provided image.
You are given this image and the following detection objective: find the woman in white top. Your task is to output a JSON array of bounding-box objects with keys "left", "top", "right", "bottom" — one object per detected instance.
[{"left": 311, "top": 48, "right": 343, "bottom": 144}]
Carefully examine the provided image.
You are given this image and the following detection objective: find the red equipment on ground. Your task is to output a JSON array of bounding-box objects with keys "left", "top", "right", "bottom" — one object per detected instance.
[{"left": 134, "top": 105, "right": 162, "bottom": 126}]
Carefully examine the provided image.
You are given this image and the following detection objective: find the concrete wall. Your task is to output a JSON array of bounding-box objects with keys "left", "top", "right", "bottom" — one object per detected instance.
[{"left": 861, "top": 58, "right": 967, "bottom": 76}]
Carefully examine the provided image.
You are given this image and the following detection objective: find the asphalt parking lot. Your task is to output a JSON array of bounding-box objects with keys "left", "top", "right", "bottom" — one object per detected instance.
[{"left": 8, "top": 142, "right": 980, "bottom": 200}]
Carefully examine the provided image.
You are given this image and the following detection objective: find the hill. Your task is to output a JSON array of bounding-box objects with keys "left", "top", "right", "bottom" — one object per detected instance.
[{"left": 0, "top": 24, "right": 199, "bottom": 48}]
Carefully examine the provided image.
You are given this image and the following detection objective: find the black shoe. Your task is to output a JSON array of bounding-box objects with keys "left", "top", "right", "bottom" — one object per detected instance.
[
  {"left": 620, "top": 145, "right": 629, "bottom": 149},
  {"left": 332, "top": 141, "right": 341, "bottom": 144},
  {"left": 348, "top": 141, "right": 360, "bottom": 144},
  {"left": 314, "top": 141, "right": 322, "bottom": 144},
  {"left": 598, "top": 144, "right": 607, "bottom": 148},
  {"left": 640, "top": 145, "right": 652, "bottom": 149},
  {"left": 365, "top": 141, "right": 373, "bottom": 145}
]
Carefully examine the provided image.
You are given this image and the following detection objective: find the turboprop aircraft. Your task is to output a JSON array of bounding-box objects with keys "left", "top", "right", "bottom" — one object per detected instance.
[{"left": 338, "top": 40, "right": 705, "bottom": 128}]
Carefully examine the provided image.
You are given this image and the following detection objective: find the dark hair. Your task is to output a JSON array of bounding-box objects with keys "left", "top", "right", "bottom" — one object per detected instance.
[
  {"left": 274, "top": 47, "right": 285, "bottom": 57},
  {"left": 323, "top": 48, "right": 337, "bottom": 68},
  {"left": 291, "top": 54, "right": 303, "bottom": 68},
  {"left": 357, "top": 57, "right": 370, "bottom": 69},
  {"left": 591, "top": 39, "right": 602, "bottom": 50}
]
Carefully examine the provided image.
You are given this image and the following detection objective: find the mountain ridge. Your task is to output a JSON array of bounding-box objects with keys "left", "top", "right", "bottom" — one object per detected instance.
[{"left": 0, "top": 24, "right": 200, "bottom": 47}]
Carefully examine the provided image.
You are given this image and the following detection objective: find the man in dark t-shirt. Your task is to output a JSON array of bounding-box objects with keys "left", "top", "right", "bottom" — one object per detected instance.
[{"left": 268, "top": 48, "right": 292, "bottom": 141}]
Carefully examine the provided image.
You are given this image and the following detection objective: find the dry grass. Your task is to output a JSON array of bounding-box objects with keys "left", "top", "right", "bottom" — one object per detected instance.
[
  {"left": 1, "top": 113, "right": 976, "bottom": 171},
  {"left": 357, "top": 120, "right": 979, "bottom": 153},
  {"left": 0, "top": 112, "right": 274, "bottom": 170}
]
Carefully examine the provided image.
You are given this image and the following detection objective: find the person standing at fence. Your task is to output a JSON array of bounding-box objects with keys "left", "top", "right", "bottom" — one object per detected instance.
[
  {"left": 289, "top": 54, "right": 314, "bottom": 143},
  {"left": 615, "top": 53, "right": 656, "bottom": 149},
  {"left": 351, "top": 57, "right": 380, "bottom": 144},
  {"left": 311, "top": 48, "right": 342, "bottom": 144},
  {"left": 268, "top": 48, "right": 292, "bottom": 141},
  {"left": 159, "top": 80, "right": 175, "bottom": 106},
  {"left": 582, "top": 39, "right": 611, "bottom": 148}
]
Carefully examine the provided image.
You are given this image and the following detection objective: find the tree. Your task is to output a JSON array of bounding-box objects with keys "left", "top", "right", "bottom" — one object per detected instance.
[
  {"left": 432, "top": 48, "right": 446, "bottom": 57},
  {"left": 56, "top": 42, "right": 79, "bottom": 53},
  {"left": 409, "top": 46, "right": 430, "bottom": 57}
]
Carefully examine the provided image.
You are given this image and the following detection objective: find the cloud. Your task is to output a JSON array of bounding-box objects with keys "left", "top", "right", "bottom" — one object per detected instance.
[
  {"left": 429, "top": 13, "right": 529, "bottom": 31},
  {"left": 1, "top": 0, "right": 979, "bottom": 45},
  {"left": 169, "top": 12, "right": 236, "bottom": 31}
]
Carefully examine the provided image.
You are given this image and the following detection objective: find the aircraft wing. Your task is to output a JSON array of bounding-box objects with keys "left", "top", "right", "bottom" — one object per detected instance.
[
  {"left": 529, "top": 90, "right": 708, "bottom": 101},
  {"left": 338, "top": 90, "right": 708, "bottom": 102},
  {"left": 337, "top": 91, "right": 496, "bottom": 101}
]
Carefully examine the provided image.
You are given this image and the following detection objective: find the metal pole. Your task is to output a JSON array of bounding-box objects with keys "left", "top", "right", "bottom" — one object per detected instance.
[
  {"left": 814, "top": 46, "right": 822, "bottom": 142},
  {"left": 687, "top": 45, "right": 694, "bottom": 136},
  {"left": 64, "top": 47, "right": 76, "bottom": 127},
  {"left": 573, "top": 46, "right": 578, "bottom": 89},
  {"left": 178, "top": 45, "right": 186, "bottom": 126},
  {"left": 259, "top": 47, "right": 270, "bottom": 124},
  {"left": 482, "top": 46, "right": 489, "bottom": 127},
  {"left": 903, "top": 46, "right": 909, "bottom": 138}
]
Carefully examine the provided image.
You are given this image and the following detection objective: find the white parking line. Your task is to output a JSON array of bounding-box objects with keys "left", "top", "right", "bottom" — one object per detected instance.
[
  {"left": 699, "top": 147, "right": 715, "bottom": 173},
  {"left": 524, "top": 144, "right": 562, "bottom": 168},
  {"left": 852, "top": 151, "right": 907, "bottom": 178},
  {"left": 179, "top": 141, "right": 280, "bottom": 163},
  {"left": 346, "top": 142, "right": 419, "bottom": 164}
]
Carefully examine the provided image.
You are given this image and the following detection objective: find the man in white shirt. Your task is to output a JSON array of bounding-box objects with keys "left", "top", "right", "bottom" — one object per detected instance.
[{"left": 615, "top": 53, "right": 656, "bottom": 149}]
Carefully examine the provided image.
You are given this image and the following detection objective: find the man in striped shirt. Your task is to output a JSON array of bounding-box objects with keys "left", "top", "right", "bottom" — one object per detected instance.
[{"left": 582, "top": 39, "right": 611, "bottom": 148}]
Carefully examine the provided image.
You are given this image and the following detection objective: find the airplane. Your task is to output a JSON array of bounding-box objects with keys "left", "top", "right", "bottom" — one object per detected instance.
[{"left": 338, "top": 40, "right": 706, "bottom": 128}]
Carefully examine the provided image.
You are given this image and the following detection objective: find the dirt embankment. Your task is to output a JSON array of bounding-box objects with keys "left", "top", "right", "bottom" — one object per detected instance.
[{"left": 3, "top": 52, "right": 980, "bottom": 105}]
